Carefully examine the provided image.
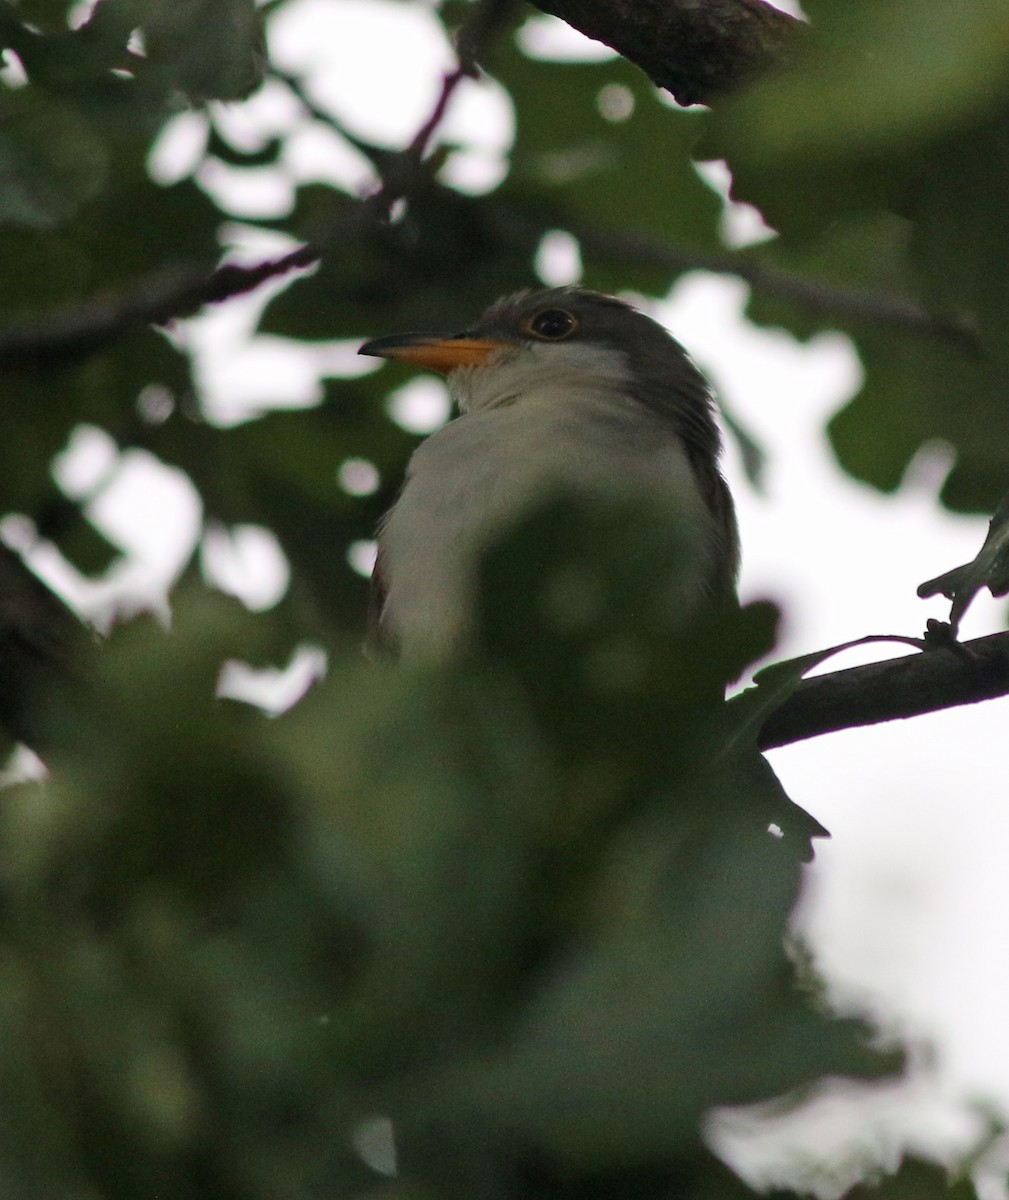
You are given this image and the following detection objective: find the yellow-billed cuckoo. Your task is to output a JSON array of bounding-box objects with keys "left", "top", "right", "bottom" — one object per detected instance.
[{"left": 359, "top": 287, "right": 739, "bottom": 659}]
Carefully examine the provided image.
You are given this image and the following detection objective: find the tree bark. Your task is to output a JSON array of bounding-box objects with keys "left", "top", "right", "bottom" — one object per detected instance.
[
  {"left": 525, "top": 0, "right": 802, "bottom": 106},
  {"left": 756, "top": 631, "right": 1009, "bottom": 750}
]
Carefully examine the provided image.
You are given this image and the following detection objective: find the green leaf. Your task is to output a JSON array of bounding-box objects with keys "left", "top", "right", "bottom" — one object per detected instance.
[
  {"left": 706, "top": 0, "right": 1009, "bottom": 234},
  {"left": 259, "top": 181, "right": 542, "bottom": 341},
  {"left": 905, "top": 103, "right": 1009, "bottom": 378},
  {"left": 0, "top": 129, "right": 220, "bottom": 323},
  {"left": 498, "top": 43, "right": 721, "bottom": 246},
  {"left": 0, "top": 229, "right": 90, "bottom": 314},
  {"left": 400, "top": 753, "right": 896, "bottom": 1172},
  {"left": 740, "top": 212, "right": 915, "bottom": 343},
  {"left": 777, "top": 0, "right": 1009, "bottom": 154},
  {"left": 827, "top": 330, "right": 1009, "bottom": 512},
  {"left": 146, "top": 379, "right": 418, "bottom": 641},
  {"left": 0, "top": 328, "right": 198, "bottom": 628},
  {"left": 493, "top": 38, "right": 722, "bottom": 293},
  {"left": 0, "top": 542, "right": 89, "bottom": 751},
  {"left": 8, "top": 0, "right": 77, "bottom": 30},
  {"left": 269, "top": 655, "right": 553, "bottom": 1081},
  {"left": 140, "top": 0, "right": 266, "bottom": 102},
  {"left": 0, "top": 88, "right": 107, "bottom": 229}
]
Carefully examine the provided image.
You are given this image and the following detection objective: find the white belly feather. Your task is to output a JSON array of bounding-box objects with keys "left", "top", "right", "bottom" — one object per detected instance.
[{"left": 377, "top": 378, "right": 714, "bottom": 660}]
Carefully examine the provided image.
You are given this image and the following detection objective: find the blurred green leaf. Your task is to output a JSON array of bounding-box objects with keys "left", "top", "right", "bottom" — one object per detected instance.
[
  {"left": 906, "top": 103, "right": 1009, "bottom": 376},
  {"left": 8, "top": 0, "right": 76, "bottom": 28},
  {"left": 141, "top": 0, "right": 265, "bottom": 102},
  {"left": 144, "top": 379, "right": 417, "bottom": 640},
  {"left": 0, "top": 129, "right": 220, "bottom": 334},
  {"left": 398, "top": 751, "right": 894, "bottom": 1173},
  {"left": 0, "top": 326, "right": 194, "bottom": 517},
  {"left": 741, "top": 212, "right": 915, "bottom": 342},
  {"left": 494, "top": 38, "right": 722, "bottom": 294},
  {"left": 0, "top": 229, "right": 90, "bottom": 314},
  {"left": 0, "top": 542, "right": 89, "bottom": 751},
  {"left": 378, "top": 493, "right": 872, "bottom": 1180},
  {"left": 701, "top": 0, "right": 1009, "bottom": 512},
  {"left": 272, "top": 654, "right": 553, "bottom": 1081},
  {"left": 477, "top": 491, "right": 778, "bottom": 833},
  {"left": 705, "top": 0, "right": 1009, "bottom": 236},
  {"left": 767, "top": 0, "right": 1009, "bottom": 154},
  {"left": 260, "top": 181, "right": 543, "bottom": 340},
  {"left": 0, "top": 88, "right": 107, "bottom": 229}
]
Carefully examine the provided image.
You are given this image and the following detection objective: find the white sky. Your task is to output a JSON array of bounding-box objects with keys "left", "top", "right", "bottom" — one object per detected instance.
[{"left": 10, "top": 1, "right": 1009, "bottom": 1192}]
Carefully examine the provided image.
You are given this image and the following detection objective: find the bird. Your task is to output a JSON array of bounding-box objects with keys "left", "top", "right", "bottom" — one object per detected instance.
[{"left": 358, "top": 286, "right": 739, "bottom": 660}]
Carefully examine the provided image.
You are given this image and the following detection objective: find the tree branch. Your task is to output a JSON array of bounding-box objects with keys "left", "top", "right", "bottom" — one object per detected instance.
[
  {"left": 526, "top": 0, "right": 802, "bottom": 106},
  {"left": 565, "top": 222, "right": 979, "bottom": 349},
  {"left": 0, "top": 204, "right": 977, "bottom": 369},
  {"left": 0, "top": 247, "right": 319, "bottom": 367},
  {"left": 756, "top": 630, "right": 1009, "bottom": 750}
]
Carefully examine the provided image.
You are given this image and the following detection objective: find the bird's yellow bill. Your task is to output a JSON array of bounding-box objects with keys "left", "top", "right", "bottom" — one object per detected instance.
[{"left": 358, "top": 333, "right": 504, "bottom": 375}]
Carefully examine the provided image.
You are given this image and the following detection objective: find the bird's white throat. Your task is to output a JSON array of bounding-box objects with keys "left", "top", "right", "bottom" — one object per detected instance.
[{"left": 450, "top": 340, "right": 635, "bottom": 413}]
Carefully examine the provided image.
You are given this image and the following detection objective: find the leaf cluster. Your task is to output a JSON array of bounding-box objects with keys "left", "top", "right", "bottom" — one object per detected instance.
[
  {"left": 0, "top": 497, "right": 901, "bottom": 1199},
  {"left": 704, "top": 0, "right": 1009, "bottom": 511}
]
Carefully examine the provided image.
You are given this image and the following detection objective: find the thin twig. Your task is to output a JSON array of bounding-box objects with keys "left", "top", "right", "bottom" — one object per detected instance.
[
  {"left": 359, "top": 0, "right": 516, "bottom": 221},
  {"left": 0, "top": 246, "right": 319, "bottom": 366},
  {"left": 359, "top": 63, "right": 471, "bottom": 223}
]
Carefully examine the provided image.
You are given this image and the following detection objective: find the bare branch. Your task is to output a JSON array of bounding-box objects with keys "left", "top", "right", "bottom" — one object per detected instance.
[
  {"left": 526, "top": 0, "right": 803, "bottom": 106},
  {"left": 757, "top": 630, "right": 1009, "bottom": 750}
]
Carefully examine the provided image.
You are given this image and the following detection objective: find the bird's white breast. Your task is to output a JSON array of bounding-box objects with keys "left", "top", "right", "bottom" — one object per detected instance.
[{"left": 378, "top": 347, "right": 714, "bottom": 659}]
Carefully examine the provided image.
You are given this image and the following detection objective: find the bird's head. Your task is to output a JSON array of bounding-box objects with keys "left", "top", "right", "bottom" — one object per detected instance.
[{"left": 358, "top": 287, "right": 716, "bottom": 432}]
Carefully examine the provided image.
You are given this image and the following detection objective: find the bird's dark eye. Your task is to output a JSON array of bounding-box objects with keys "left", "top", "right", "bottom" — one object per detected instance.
[{"left": 527, "top": 308, "right": 577, "bottom": 340}]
